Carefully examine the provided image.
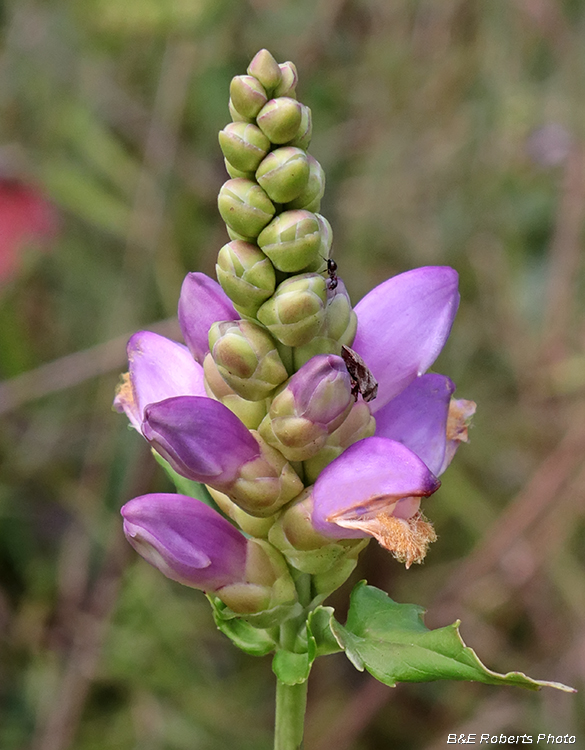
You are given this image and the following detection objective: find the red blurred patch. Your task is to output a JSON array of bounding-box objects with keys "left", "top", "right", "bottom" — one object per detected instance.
[{"left": 0, "top": 179, "right": 58, "bottom": 283}]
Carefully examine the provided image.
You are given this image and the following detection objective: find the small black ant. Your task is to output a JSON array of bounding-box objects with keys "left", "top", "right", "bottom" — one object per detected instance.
[{"left": 326, "top": 258, "right": 338, "bottom": 290}]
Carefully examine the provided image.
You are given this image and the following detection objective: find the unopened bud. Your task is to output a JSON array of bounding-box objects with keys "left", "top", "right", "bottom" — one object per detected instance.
[
  {"left": 287, "top": 104, "right": 312, "bottom": 150},
  {"left": 224, "top": 159, "right": 254, "bottom": 180},
  {"left": 216, "top": 240, "right": 276, "bottom": 316},
  {"left": 316, "top": 213, "right": 333, "bottom": 258},
  {"left": 256, "top": 147, "right": 310, "bottom": 204},
  {"left": 286, "top": 155, "right": 325, "bottom": 211},
  {"left": 291, "top": 281, "right": 357, "bottom": 368},
  {"left": 229, "top": 97, "right": 253, "bottom": 123},
  {"left": 203, "top": 353, "right": 268, "bottom": 429},
  {"left": 274, "top": 62, "right": 298, "bottom": 98},
  {"left": 247, "top": 49, "right": 282, "bottom": 93},
  {"left": 219, "top": 122, "right": 271, "bottom": 173},
  {"left": 230, "top": 75, "right": 268, "bottom": 119},
  {"left": 303, "top": 401, "right": 376, "bottom": 484},
  {"left": 324, "top": 280, "right": 357, "bottom": 344},
  {"left": 292, "top": 337, "right": 339, "bottom": 370},
  {"left": 226, "top": 226, "right": 251, "bottom": 242},
  {"left": 229, "top": 432, "right": 304, "bottom": 517},
  {"left": 256, "top": 273, "right": 328, "bottom": 347},
  {"left": 207, "top": 486, "right": 276, "bottom": 538},
  {"left": 217, "top": 538, "right": 299, "bottom": 626},
  {"left": 258, "top": 354, "right": 353, "bottom": 461},
  {"left": 218, "top": 178, "right": 275, "bottom": 239},
  {"left": 257, "top": 97, "right": 302, "bottom": 144},
  {"left": 257, "top": 209, "right": 322, "bottom": 272},
  {"left": 268, "top": 488, "right": 368, "bottom": 577},
  {"left": 209, "top": 319, "right": 288, "bottom": 401}
]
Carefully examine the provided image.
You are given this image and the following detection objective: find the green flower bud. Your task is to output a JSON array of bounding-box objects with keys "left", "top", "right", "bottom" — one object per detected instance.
[
  {"left": 257, "top": 97, "right": 302, "bottom": 144},
  {"left": 291, "top": 280, "right": 357, "bottom": 368},
  {"left": 285, "top": 155, "right": 325, "bottom": 211},
  {"left": 258, "top": 353, "right": 353, "bottom": 461},
  {"left": 274, "top": 61, "right": 298, "bottom": 98},
  {"left": 268, "top": 488, "right": 368, "bottom": 576},
  {"left": 218, "top": 178, "right": 275, "bottom": 239},
  {"left": 292, "top": 337, "right": 339, "bottom": 370},
  {"left": 256, "top": 147, "right": 310, "bottom": 204},
  {"left": 257, "top": 210, "right": 322, "bottom": 273},
  {"left": 230, "top": 75, "right": 268, "bottom": 119},
  {"left": 203, "top": 353, "right": 268, "bottom": 429},
  {"left": 229, "top": 432, "right": 304, "bottom": 517},
  {"left": 226, "top": 226, "right": 252, "bottom": 242},
  {"left": 209, "top": 319, "right": 288, "bottom": 401},
  {"left": 287, "top": 104, "right": 312, "bottom": 150},
  {"left": 216, "top": 240, "right": 276, "bottom": 316},
  {"left": 229, "top": 97, "right": 253, "bottom": 123},
  {"left": 217, "top": 539, "right": 298, "bottom": 621},
  {"left": 207, "top": 486, "right": 276, "bottom": 538},
  {"left": 219, "top": 122, "right": 271, "bottom": 174},
  {"left": 224, "top": 158, "right": 254, "bottom": 180},
  {"left": 247, "top": 49, "right": 282, "bottom": 93},
  {"left": 303, "top": 401, "right": 376, "bottom": 484},
  {"left": 326, "top": 290, "right": 357, "bottom": 345},
  {"left": 257, "top": 273, "right": 327, "bottom": 347},
  {"left": 316, "top": 213, "right": 333, "bottom": 258}
]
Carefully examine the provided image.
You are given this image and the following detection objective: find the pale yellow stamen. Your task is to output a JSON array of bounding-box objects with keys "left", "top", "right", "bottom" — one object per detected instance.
[
  {"left": 333, "top": 510, "right": 437, "bottom": 568},
  {"left": 446, "top": 398, "right": 476, "bottom": 444},
  {"left": 115, "top": 372, "right": 134, "bottom": 407}
]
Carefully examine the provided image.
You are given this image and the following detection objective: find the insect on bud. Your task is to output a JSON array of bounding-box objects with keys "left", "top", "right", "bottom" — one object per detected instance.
[{"left": 341, "top": 345, "right": 378, "bottom": 402}]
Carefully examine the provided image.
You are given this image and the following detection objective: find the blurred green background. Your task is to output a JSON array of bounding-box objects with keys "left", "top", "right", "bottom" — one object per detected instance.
[{"left": 1, "top": 1, "right": 584, "bottom": 748}]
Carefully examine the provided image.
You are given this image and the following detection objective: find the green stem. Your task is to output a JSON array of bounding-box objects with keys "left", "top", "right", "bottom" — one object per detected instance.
[{"left": 274, "top": 678, "right": 308, "bottom": 750}]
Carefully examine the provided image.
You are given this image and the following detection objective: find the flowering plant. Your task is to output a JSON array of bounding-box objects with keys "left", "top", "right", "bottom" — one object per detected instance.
[{"left": 114, "top": 50, "right": 573, "bottom": 749}]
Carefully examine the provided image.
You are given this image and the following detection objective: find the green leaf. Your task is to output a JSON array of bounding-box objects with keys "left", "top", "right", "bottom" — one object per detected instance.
[
  {"left": 307, "top": 606, "right": 343, "bottom": 659},
  {"left": 332, "top": 582, "right": 575, "bottom": 692},
  {"left": 272, "top": 650, "right": 311, "bottom": 685},
  {"left": 207, "top": 596, "right": 277, "bottom": 657}
]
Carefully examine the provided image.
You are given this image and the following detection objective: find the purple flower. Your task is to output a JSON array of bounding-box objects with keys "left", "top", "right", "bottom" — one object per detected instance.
[
  {"left": 114, "top": 330, "right": 206, "bottom": 431},
  {"left": 178, "top": 272, "right": 238, "bottom": 364},
  {"left": 121, "top": 493, "right": 247, "bottom": 591},
  {"left": 259, "top": 354, "right": 354, "bottom": 461},
  {"left": 312, "top": 437, "right": 440, "bottom": 568},
  {"left": 116, "top": 264, "right": 472, "bottom": 564},
  {"left": 352, "top": 266, "right": 459, "bottom": 412},
  {"left": 114, "top": 276, "right": 256, "bottom": 483},
  {"left": 143, "top": 396, "right": 261, "bottom": 487},
  {"left": 122, "top": 492, "right": 298, "bottom": 615},
  {"left": 311, "top": 267, "right": 473, "bottom": 566},
  {"left": 114, "top": 272, "right": 236, "bottom": 433},
  {"left": 114, "top": 275, "right": 303, "bottom": 516}
]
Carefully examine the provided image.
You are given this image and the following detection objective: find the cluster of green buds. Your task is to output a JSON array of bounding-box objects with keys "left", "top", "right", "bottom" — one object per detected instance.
[
  {"left": 216, "top": 50, "right": 356, "bottom": 368},
  {"left": 207, "top": 49, "right": 372, "bottom": 604},
  {"left": 212, "top": 50, "right": 370, "bottom": 508}
]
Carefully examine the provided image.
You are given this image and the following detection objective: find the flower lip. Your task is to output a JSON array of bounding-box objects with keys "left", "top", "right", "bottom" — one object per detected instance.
[{"left": 312, "top": 436, "right": 441, "bottom": 540}]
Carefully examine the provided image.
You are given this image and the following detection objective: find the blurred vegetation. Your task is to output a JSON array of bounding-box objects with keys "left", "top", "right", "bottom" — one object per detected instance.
[{"left": 1, "top": 1, "right": 585, "bottom": 748}]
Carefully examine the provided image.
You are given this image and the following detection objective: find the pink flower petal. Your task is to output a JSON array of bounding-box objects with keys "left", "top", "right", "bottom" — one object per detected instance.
[
  {"left": 352, "top": 267, "right": 459, "bottom": 412},
  {"left": 312, "top": 436, "right": 440, "bottom": 539},
  {"left": 178, "top": 272, "right": 238, "bottom": 364}
]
